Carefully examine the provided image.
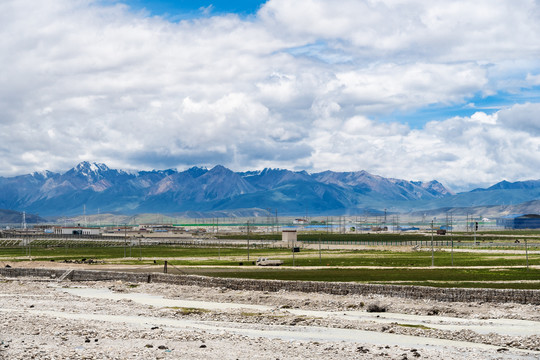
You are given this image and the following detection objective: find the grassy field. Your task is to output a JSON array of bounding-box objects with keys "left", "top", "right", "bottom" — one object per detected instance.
[
  {"left": 166, "top": 267, "right": 540, "bottom": 289},
  {"left": 0, "top": 245, "right": 284, "bottom": 262},
  {"left": 216, "top": 232, "right": 540, "bottom": 247},
  {"left": 1, "top": 245, "right": 539, "bottom": 267},
  {"left": 476, "top": 230, "right": 540, "bottom": 236},
  {"left": 2, "top": 239, "right": 539, "bottom": 289}
]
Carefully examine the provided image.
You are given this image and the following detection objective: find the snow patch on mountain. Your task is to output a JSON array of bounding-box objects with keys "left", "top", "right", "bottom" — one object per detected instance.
[{"left": 0, "top": 162, "right": 457, "bottom": 216}]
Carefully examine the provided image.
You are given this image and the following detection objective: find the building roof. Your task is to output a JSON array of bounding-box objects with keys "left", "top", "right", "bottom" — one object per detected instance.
[
  {"left": 499, "top": 214, "right": 525, "bottom": 219},
  {"left": 520, "top": 214, "right": 540, "bottom": 219},
  {"left": 499, "top": 214, "right": 540, "bottom": 219}
]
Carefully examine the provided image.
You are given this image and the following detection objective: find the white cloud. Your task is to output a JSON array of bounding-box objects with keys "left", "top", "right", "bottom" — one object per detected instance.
[
  {"left": 330, "top": 63, "right": 486, "bottom": 115},
  {"left": 497, "top": 103, "right": 540, "bottom": 135},
  {"left": 259, "top": 0, "right": 540, "bottom": 62},
  {"left": 305, "top": 104, "right": 540, "bottom": 191},
  {"left": 199, "top": 5, "right": 214, "bottom": 16},
  {"left": 526, "top": 72, "right": 540, "bottom": 86},
  {"left": 0, "top": 0, "right": 539, "bottom": 191}
]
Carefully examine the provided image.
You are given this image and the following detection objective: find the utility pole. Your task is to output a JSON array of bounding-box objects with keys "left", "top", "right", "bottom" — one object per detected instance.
[
  {"left": 275, "top": 209, "right": 278, "bottom": 235},
  {"left": 326, "top": 216, "right": 329, "bottom": 234},
  {"left": 450, "top": 214, "right": 454, "bottom": 266},
  {"left": 319, "top": 234, "right": 322, "bottom": 265},
  {"left": 247, "top": 220, "right": 250, "bottom": 261},
  {"left": 124, "top": 224, "right": 127, "bottom": 258},
  {"left": 473, "top": 217, "right": 477, "bottom": 245},
  {"left": 525, "top": 238, "right": 529, "bottom": 271},
  {"left": 431, "top": 219, "right": 434, "bottom": 267},
  {"left": 22, "top": 211, "right": 27, "bottom": 230}
]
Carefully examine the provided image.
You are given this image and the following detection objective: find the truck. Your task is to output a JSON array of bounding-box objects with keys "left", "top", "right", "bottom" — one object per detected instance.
[{"left": 256, "top": 257, "right": 284, "bottom": 266}]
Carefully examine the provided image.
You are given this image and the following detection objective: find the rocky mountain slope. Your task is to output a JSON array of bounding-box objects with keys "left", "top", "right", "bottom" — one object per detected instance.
[{"left": 0, "top": 162, "right": 453, "bottom": 216}]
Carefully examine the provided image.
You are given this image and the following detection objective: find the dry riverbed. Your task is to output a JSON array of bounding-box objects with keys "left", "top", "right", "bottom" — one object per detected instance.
[{"left": 1, "top": 275, "right": 539, "bottom": 359}]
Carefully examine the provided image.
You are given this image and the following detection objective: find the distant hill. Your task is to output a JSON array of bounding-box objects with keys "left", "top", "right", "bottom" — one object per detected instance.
[
  {"left": 410, "top": 199, "right": 540, "bottom": 218},
  {"left": 0, "top": 209, "right": 47, "bottom": 224},
  {"left": 405, "top": 179, "right": 540, "bottom": 212},
  {"left": 0, "top": 162, "right": 452, "bottom": 216}
]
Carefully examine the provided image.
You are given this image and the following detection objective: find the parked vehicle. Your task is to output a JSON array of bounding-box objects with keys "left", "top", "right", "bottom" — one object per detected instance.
[{"left": 256, "top": 257, "right": 283, "bottom": 266}]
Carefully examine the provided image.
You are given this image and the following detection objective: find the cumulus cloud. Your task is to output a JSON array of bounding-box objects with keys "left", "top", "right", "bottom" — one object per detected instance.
[
  {"left": 307, "top": 105, "right": 540, "bottom": 191},
  {"left": 0, "top": 0, "right": 540, "bottom": 191},
  {"left": 497, "top": 103, "right": 540, "bottom": 135},
  {"left": 526, "top": 73, "right": 540, "bottom": 85}
]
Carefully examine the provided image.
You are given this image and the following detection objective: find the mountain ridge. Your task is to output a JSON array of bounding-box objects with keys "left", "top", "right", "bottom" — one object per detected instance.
[
  {"left": 0, "top": 162, "right": 455, "bottom": 216},
  {"left": 2, "top": 162, "right": 540, "bottom": 217}
]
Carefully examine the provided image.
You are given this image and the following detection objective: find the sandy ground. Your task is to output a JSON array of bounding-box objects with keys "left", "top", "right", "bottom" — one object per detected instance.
[{"left": 1, "top": 269, "right": 540, "bottom": 359}]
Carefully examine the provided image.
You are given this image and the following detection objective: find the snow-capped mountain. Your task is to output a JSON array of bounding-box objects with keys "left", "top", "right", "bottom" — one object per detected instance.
[
  {"left": 311, "top": 171, "right": 454, "bottom": 200},
  {"left": 0, "top": 162, "right": 458, "bottom": 216}
]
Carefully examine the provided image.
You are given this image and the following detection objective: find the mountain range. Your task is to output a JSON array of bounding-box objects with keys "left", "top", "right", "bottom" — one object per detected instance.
[{"left": 0, "top": 161, "right": 539, "bottom": 218}]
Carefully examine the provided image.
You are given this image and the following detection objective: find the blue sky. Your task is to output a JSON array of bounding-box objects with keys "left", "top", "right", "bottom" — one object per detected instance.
[
  {"left": 382, "top": 87, "right": 540, "bottom": 128},
  {"left": 1, "top": 0, "right": 540, "bottom": 191},
  {"left": 114, "top": 0, "right": 264, "bottom": 22},
  {"left": 119, "top": 0, "right": 267, "bottom": 19}
]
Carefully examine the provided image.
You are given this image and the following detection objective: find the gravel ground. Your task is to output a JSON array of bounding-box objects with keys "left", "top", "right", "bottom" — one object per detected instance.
[{"left": 1, "top": 276, "right": 540, "bottom": 359}]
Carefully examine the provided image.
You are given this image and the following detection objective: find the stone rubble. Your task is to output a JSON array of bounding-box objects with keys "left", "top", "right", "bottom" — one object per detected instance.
[{"left": 0, "top": 277, "right": 539, "bottom": 359}]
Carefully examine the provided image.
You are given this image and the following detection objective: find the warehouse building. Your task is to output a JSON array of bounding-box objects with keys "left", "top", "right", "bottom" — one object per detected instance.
[
  {"left": 53, "top": 226, "right": 101, "bottom": 235},
  {"left": 496, "top": 214, "right": 540, "bottom": 229}
]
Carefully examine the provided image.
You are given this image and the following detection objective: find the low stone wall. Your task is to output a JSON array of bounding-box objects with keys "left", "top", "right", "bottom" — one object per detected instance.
[{"left": 1, "top": 267, "right": 539, "bottom": 305}]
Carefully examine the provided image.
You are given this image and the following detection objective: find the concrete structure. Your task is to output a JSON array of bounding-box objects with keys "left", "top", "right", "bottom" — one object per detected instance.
[
  {"left": 496, "top": 214, "right": 540, "bottom": 229},
  {"left": 53, "top": 226, "right": 101, "bottom": 235},
  {"left": 282, "top": 229, "right": 297, "bottom": 247}
]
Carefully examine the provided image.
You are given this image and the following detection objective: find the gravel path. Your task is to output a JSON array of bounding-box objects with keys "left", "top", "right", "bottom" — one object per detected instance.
[{"left": 1, "top": 275, "right": 540, "bottom": 359}]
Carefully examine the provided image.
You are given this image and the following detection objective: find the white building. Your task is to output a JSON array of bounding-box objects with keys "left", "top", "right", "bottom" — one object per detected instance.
[{"left": 53, "top": 227, "right": 101, "bottom": 235}]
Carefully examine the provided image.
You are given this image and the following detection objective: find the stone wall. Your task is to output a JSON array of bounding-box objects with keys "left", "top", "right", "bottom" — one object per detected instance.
[{"left": 1, "top": 267, "right": 539, "bottom": 305}]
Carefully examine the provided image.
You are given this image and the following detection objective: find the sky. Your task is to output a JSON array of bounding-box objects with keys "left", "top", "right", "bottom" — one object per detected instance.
[{"left": 1, "top": 0, "right": 540, "bottom": 191}]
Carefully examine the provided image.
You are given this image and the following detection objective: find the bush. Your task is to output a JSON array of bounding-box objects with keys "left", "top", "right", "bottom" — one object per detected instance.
[{"left": 366, "top": 304, "right": 387, "bottom": 312}]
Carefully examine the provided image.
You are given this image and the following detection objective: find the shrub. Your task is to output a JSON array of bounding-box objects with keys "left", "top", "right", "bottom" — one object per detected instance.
[{"left": 366, "top": 304, "right": 387, "bottom": 312}]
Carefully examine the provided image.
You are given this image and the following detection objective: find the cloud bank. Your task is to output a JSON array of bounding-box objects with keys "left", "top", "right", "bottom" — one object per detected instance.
[{"left": 1, "top": 0, "right": 540, "bottom": 191}]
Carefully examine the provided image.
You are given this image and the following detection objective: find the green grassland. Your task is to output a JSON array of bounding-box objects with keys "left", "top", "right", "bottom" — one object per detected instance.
[
  {"left": 1, "top": 244, "right": 539, "bottom": 267},
  {"left": 0, "top": 245, "right": 284, "bottom": 262},
  {"left": 166, "top": 267, "right": 540, "bottom": 289},
  {"left": 475, "top": 230, "right": 540, "bottom": 236},
  {"left": 217, "top": 232, "right": 540, "bottom": 246},
  {"left": 2, "top": 238, "right": 539, "bottom": 289}
]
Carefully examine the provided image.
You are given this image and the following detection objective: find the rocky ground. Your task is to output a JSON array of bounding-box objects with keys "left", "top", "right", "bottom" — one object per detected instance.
[{"left": 1, "top": 275, "right": 539, "bottom": 359}]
